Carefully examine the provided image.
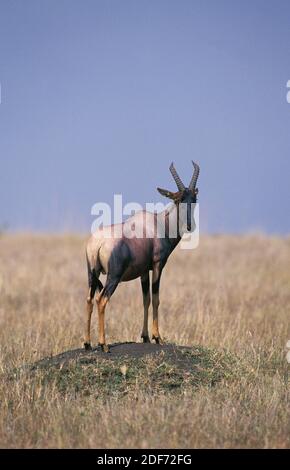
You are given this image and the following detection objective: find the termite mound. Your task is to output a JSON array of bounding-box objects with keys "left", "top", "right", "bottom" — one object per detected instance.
[{"left": 14, "top": 343, "right": 241, "bottom": 398}]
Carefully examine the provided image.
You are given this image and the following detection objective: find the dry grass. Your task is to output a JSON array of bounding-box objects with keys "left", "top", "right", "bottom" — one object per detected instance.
[{"left": 0, "top": 233, "right": 289, "bottom": 448}]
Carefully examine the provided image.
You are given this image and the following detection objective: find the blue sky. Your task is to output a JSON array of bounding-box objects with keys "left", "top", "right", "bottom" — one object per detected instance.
[{"left": 0, "top": 0, "right": 290, "bottom": 233}]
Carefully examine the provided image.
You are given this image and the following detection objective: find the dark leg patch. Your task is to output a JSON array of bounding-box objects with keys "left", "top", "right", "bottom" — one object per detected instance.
[{"left": 152, "top": 278, "right": 160, "bottom": 295}]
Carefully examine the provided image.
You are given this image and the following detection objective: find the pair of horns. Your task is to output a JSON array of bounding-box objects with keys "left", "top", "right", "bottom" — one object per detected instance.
[{"left": 169, "top": 161, "right": 200, "bottom": 191}]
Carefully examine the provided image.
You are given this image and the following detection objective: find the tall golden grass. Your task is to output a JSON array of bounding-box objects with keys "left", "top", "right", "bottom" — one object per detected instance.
[{"left": 0, "top": 233, "right": 289, "bottom": 448}]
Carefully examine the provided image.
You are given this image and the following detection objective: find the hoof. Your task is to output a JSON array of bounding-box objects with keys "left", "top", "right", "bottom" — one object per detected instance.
[
  {"left": 152, "top": 336, "right": 164, "bottom": 345},
  {"left": 99, "top": 343, "right": 110, "bottom": 353},
  {"left": 84, "top": 342, "right": 92, "bottom": 351},
  {"left": 141, "top": 335, "right": 151, "bottom": 344}
]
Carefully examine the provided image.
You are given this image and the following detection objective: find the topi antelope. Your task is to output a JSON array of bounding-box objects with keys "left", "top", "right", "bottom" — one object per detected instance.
[{"left": 84, "top": 161, "right": 200, "bottom": 352}]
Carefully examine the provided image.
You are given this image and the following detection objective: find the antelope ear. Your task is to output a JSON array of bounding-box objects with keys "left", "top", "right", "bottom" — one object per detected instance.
[{"left": 157, "top": 187, "right": 176, "bottom": 199}]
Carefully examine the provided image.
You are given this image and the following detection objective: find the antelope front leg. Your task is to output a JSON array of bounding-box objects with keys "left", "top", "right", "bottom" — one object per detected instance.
[
  {"left": 141, "top": 272, "right": 151, "bottom": 343},
  {"left": 152, "top": 263, "right": 164, "bottom": 345}
]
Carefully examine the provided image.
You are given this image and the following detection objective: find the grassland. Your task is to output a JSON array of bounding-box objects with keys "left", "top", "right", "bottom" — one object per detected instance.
[{"left": 0, "top": 233, "right": 289, "bottom": 448}]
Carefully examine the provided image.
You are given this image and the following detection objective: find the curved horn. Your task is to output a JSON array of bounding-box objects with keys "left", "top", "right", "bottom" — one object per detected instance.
[
  {"left": 169, "top": 162, "right": 185, "bottom": 191},
  {"left": 188, "top": 161, "right": 200, "bottom": 190}
]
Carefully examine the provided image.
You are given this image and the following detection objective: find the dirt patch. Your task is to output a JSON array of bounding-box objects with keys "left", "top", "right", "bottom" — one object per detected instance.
[
  {"left": 31, "top": 342, "right": 194, "bottom": 370},
  {"left": 14, "top": 342, "right": 242, "bottom": 399}
]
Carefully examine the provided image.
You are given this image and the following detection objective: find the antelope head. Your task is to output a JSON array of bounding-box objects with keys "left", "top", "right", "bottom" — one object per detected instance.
[{"left": 157, "top": 161, "right": 200, "bottom": 232}]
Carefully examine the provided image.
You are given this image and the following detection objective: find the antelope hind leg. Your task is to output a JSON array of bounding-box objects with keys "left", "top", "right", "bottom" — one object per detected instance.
[{"left": 84, "top": 289, "right": 94, "bottom": 350}]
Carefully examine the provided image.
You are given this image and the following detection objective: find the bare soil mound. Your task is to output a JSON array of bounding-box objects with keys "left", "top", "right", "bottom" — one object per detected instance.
[
  {"left": 32, "top": 342, "right": 194, "bottom": 370},
  {"left": 16, "top": 342, "right": 240, "bottom": 398}
]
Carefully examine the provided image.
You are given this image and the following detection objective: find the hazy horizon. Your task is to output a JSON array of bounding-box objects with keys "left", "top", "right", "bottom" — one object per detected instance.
[{"left": 1, "top": 1, "right": 290, "bottom": 235}]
